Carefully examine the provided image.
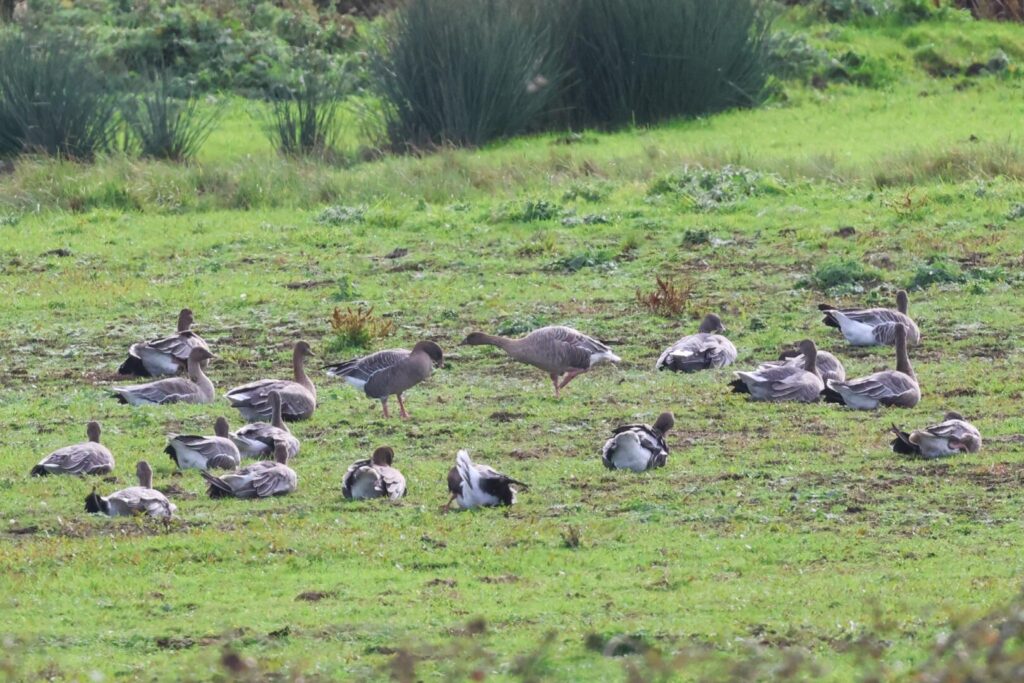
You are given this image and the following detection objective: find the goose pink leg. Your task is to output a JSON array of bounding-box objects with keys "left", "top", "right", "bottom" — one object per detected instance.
[
  {"left": 550, "top": 373, "right": 561, "bottom": 398},
  {"left": 381, "top": 399, "right": 390, "bottom": 419},
  {"left": 558, "top": 369, "right": 585, "bottom": 390},
  {"left": 397, "top": 393, "right": 410, "bottom": 420}
]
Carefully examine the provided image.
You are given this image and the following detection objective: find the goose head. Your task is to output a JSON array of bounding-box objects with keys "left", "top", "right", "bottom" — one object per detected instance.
[
  {"left": 273, "top": 441, "right": 290, "bottom": 464},
  {"left": 895, "top": 290, "right": 909, "bottom": 314},
  {"left": 136, "top": 460, "right": 154, "bottom": 488},
  {"left": 188, "top": 347, "right": 215, "bottom": 364},
  {"left": 413, "top": 340, "right": 444, "bottom": 368},
  {"left": 84, "top": 486, "right": 107, "bottom": 514},
  {"left": 797, "top": 339, "right": 818, "bottom": 373},
  {"left": 944, "top": 410, "right": 965, "bottom": 421},
  {"left": 294, "top": 341, "right": 315, "bottom": 359},
  {"left": 459, "top": 332, "right": 492, "bottom": 346},
  {"left": 214, "top": 417, "right": 230, "bottom": 438},
  {"left": 371, "top": 446, "right": 395, "bottom": 467},
  {"left": 653, "top": 412, "right": 675, "bottom": 435},
  {"left": 698, "top": 314, "right": 725, "bottom": 334},
  {"left": 86, "top": 421, "right": 102, "bottom": 443},
  {"left": 177, "top": 308, "right": 195, "bottom": 332}
]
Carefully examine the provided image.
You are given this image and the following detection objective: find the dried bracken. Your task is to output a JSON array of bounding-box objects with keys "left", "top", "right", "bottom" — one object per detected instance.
[{"left": 635, "top": 276, "right": 692, "bottom": 318}]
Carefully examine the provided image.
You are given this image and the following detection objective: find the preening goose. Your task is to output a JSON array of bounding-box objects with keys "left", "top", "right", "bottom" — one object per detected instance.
[
  {"left": 460, "top": 326, "right": 620, "bottom": 397},
  {"left": 31, "top": 421, "right": 114, "bottom": 476},
  {"left": 200, "top": 441, "right": 297, "bottom": 499},
  {"left": 84, "top": 460, "right": 177, "bottom": 518},
  {"left": 325, "top": 341, "right": 443, "bottom": 419},
  {"left": 226, "top": 341, "right": 316, "bottom": 422},
  {"left": 228, "top": 390, "right": 300, "bottom": 459},
  {"left": 730, "top": 340, "right": 824, "bottom": 403},
  {"left": 891, "top": 412, "right": 981, "bottom": 458},
  {"left": 165, "top": 417, "right": 241, "bottom": 471},
  {"left": 341, "top": 446, "right": 407, "bottom": 500},
  {"left": 819, "top": 290, "right": 921, "bottom": 346},
  {"left": 601, "top": 412, "right": 674, "bottom": 472},
  {"left": 118, "top": 308, "right": 211, "bottom": 377},
  {"left": 823, "top": 324, "right": 919, "bottom": 409},
  {"left": 761, "top": 347, "right": 846, "bottom": 384},
  {"left": 111, "top": 347, "right": 216, "bottom": 406},
  {"left": 656, "top": 314, "right": 737, "bottom": 372},
  {"left": 446, "top": 450, "right": 526, "bottom": 509}
]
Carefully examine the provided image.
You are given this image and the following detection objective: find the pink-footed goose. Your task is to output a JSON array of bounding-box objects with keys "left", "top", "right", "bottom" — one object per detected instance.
[
  {"left": 111, "top": 347, "right": 215, "bottom": 406},
  {"left": 656, "top": 314, "right": 737, "bottom": 372},
  {"left": 200, "top": 441, "right": 297, "bottom": 499},
  {"left": 761, "top": 346, "right": 846, "bottom": 384},
  {"left": 819, "top": 290, "right": 920, "bottom": 346},
  {"left": 118, "top": 308, "right": 211, "bottom": 377},
  {"left": 325, "top": 341, "right": 443, "bottom": 419},
  {"left": 165, "top": 417, "right": 241, "bottom": 471},
  {"left": 31, "top": 421, "right": 114, "bottom": 476},
  {"left": 823, "top": 324, "right": 919, "bottom": 409},
  {"left": 85, "top": 460, "right": 177, "bottom": 518},
  {"left": 446, "top": 450, "right": 527, "bottom": 509},
  {"left": 226, "top": 341, "right": 316, "bottom": 422},
  {"left": 730, "top": 339, "right": 824, "bottom": 403},
  {"left": 228, "top": 390, "right": 300, "bottom": 459},
  {"left": 460, "top": 326, "right": 620, "bottom": 397},
  {"left": 601, "top": 412, "right": 674, "bottom": 472},
  {"left": 342, "top": 446, "right": 407, "bottom": 500},
  {"left": 891, "top": 411, "right": 981, "bottom": 458}
]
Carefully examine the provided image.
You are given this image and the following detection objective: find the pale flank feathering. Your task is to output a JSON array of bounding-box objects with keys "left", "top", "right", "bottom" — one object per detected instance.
[
  {"left": 601, "top": 412, "right": 674, "bottom": 472},
  {"left": 226, "top": 341, "right": 316, "bottom": 422},
  {"left": 819, "top": 290, "right": 921, "bottom": 347},
  {"left": 165, "top": 416, "right": 241, "bottom": 471},
  {"left": 228, "top": 390, "right": 300, "bottom": 459},
  {"left": 341, "top": 446, "right": 407, "bottom": 500},
  {"left": 84, "top": 460, "right": 176, "bottom": 518},
  {"left": 823, "top": 324, "right": 920, "bottom": 409},
  {"left": 325, "top": 341, "right": 443, "bottom": 419},
  {"left": 111, "top": 347, "right": 216, "bottom": 406},
  {"left": 118, "top": 308, "right": 211, "bottom": 377},
  {"left": 200, "top": 441, "right": 297, "bottom": 499},
  {"left": 656, "top": 314, "right": 737, "bottom": 372},
  {"left": 446, "top": 450, "right": 527, "bottom": 509},
  {"left": 31, "top": 421, "right": 115, "bottom": 476},
  {"left": 761, "top": 347, "right": 846, "bottom": 384},
  {"left": 891, "top": 411, "right": 981, "bottom": 458},
  {"left": 730, "top": 339, "right": 824, "bottom": 403}
]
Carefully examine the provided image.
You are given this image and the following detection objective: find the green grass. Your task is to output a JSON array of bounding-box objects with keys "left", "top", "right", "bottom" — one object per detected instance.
[{"left": 2, "top": 12, "right": 1024, "bottom": 683}]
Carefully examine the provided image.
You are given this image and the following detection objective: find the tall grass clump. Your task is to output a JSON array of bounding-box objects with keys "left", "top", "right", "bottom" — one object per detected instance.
[
  {"left": 0, "top": 33, "right": 117, "bottom": 159},
  {"left": 552, "top": 0, "right": 771, "bottom": 130},
  {"left": 122, "top": 72, "right": 223, "bottom": 162},
  {"left": 263, "top": 57, "right": 347, "bottom": 158},
  {"left": 372, "top": 0, "right": 563, "bottom": 151}
]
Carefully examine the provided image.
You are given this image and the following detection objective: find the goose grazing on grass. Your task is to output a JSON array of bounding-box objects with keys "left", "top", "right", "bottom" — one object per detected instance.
[
  {"left": 819, "top": 290, "right": 920, "bottom": 347},
  {"left": 656, "top": 314, "right": 737, "bottom": 372},
  {"left": 446, "top": 450, "right": 527, "bottom": 509},
  {"left": 601, "top": 412, "right": 674, "bottom": 472},
  {"left": 111, "top": 347, "right": 215, "bottom": 406},
  {"left": 460, "top": 326, "right": 620, "bottom": 397},
  {"left": 200, "top": 441, "right": 297, "bottom": 499},
  {"left": 823, "top": 324, "right": 919, "bottom": 409},
  {"left": 730, "top": 339, "right": 824, "bottom": 403},
  {"left": 341, "top": 446, "right": 407, "bottom": 500},
  {"left": 84, "top": 460, "right": 176, "bottom": 518},
  {"left": 118, "top": 308, "right": 210, "bottom": 377},
  {"left": 761, "top": 346, "right": 846, "bottom": 384},
  {"left": 890, "top": 411, "right": 981, "bottom": 458},
  {"left": 165, "top": 417, "right": 241, "bottom": 471},
  {"left": 31, "top": 421, "right": 114, "bottom": 477},
  {"left": 226, "top": 341, "right": 316, "bottom": 422},
  {"left": 325, "top": 341, "right": 444, "bottom": 419},
  {"left": 228, "top": 391, "right": 300, "bottom": 459}
]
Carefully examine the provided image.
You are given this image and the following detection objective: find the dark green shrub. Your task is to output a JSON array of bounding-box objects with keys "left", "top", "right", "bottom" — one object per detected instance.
[
  {"left": 648, "top": 165, "right": 785, "bottom": 211},
  {"left": 263, "top": 53, "right": 349, "bottom": 157},
  {"left": 122, "top": 72, "right": 223, "bottom": 161},
  {"left": 907, "top": 258, "right": 965, "bottom": 289},
  {"left": 811, "top": 257, "right": 879, "bottom": 289},
  {"left": 372, "top": 0, "right": 564, "bottom": 151},
  {"left": 552, "top": 0, "right": 770, "bottom": 130}
]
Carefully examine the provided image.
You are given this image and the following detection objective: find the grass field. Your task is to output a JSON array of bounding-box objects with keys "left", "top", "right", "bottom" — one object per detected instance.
[{"left": 2, "top": 12, "right": 1024, "bottom": 683}]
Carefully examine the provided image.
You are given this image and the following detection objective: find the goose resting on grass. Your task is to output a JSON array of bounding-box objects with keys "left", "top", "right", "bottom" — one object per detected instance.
[
  {"left": 823, "top": 324, "right": 919, "bottom": 409},
  {"left": 460, "top": 326, "right": 620, "bottom": 397},
  {"left": 165, "top": 417, "right": 241, "bottom": 471},
  {"left": 891, "top": 412, "right": 981, "bottom": 458},
  {"left": 118, "top": 308, "right": 211, "bottom": 377},
  {"left": 656, "top": 314, "right": 736, "bottom": 372},
  {"left": 325, "top": 341, "right": 444, "bottom": 419},
  {"left": 111, "top": 347, "right": 215, "bottom": 406},
  {"left": 819, "top": 290, "right": 920, "bottom": 346},
  {"left": 730, "top": 339, "right": 824, "bottom": 403},
  {"left": 761, "top": 346, "right": 846, "bottom": 384},
  {"left": 228, "top": 390, "right": 300, "bottom": 459},
  {"left": 446, "top": 450, "right": 527, "bottom": 509},
  {"left": 226, "top": 341, "right": 316, "bottom": 422},
  {"left": 601, "top": 412, "right": 674, "bottom": 472},
  {"left": 342, "top": 446, "right": 407, "bottom": 500},
  {"left": 85, "top": 460, "right": 176, "bottom": 518},
  {"left": 200, "top": 441, "right": 297, "bottom": 499},
  {"left": 31, "top": 421, "right": 114, "bottom": 476}
]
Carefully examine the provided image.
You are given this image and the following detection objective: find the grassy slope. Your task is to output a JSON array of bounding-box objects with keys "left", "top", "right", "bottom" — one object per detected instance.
[{"left": 2, "top": 15, "right": 1024, "bottom": 683}]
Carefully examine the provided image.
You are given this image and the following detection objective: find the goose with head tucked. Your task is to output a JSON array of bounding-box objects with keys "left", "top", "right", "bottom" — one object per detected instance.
[
  {"left": 460, "top": 326, "right": 620, "bottom": 397},
  {"left": 446, "top": 450, "right": 527, "bottom": 509},
  {"left": 342, "top": 446, "right": 407, "bottom": 500},
  {"left": 601, "top": 412, "right": 674, "bottom": 472},
  {"left": 819, "top": 290, "right": 920, "bottom": 347},
  {"left": 325, "top": 340, "right": 443, "bottom": 419},
  {"left": 111, "top": 347, "right": 216, "bottom": 406},
  {"left": 165, "top": 417, "right": 241, "bottom": 471},
  {"left": 84, "top": 460, "right": 176, "bottom": 518},
  {"left": 891, "top": 412, "right": 981, "bottom": 458},
  {"left": 118, "top": 308, "right": 211, "bottom": 377},
  {"left": 761, "top": 346, "right": 846, "bottom": 384},
  {"left": 31, "top": 421, "right": 115, "bottom": 476},
  {"left": 823, "top": 324, "right": 919, "bottom": 409},
  {"left": 200, "top": 441, "right": 297, "bottom": 499},
  {"left": 228, "top": 390, "right": 300, "bottom": 459},
  {"left": 656, "top": 314, "right": 737, "bottom": 372},
  {"left": 730, "top": 339, "right": 824, "bottom": 402},
  {"left": 226, "top": 341, "right": 316, "bottom": 422}
]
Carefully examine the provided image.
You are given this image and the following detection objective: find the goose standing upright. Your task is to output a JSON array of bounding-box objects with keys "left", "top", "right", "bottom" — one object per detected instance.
[
  {"left": 200, "top": 441, "right": 297, "bottom": 499},
  {"left": 823, "top": 324, "right": 919, "bottom": 409},
  {"left": 601, "top": 412, "right": 675, "bottom": 472},
  {"left": 31, "top": 421, "right": 115, "bottom": 476},
  {"left": 118, "top": 308, "right": 211, "bottom": 377},
  {"left": 890, "top": 411, "right": 981, "bottom": 458},
  {"left": 228, "top": 390, "right": 300, "bottom": 459},
  {"left": 84, "top": 460, "right": 177, "bottom": 518},
  {"left": 819, "top": 290, "right": 921, "bottom": 346},
  {"left": 226, "top": 341, "right": 316, "bottom": 422},
  {"left": 730, "top": 340, "right": 824, "bottom": 403},
  {"left": 341, "top": 446, "right": 407, "bottom": 500},
  {"left": 165, "top": 417, "right": 241, "bottom": 471},
  {"left": 460, "top": 326, "right": 620, "bottom": 397},
  {"left": 111, "top": 347, "right": 215, "bottom": 406},
  {"left": 325, "top": 341, "right": 443, "bottom": 419},
  {"left": 446, "top": 450, "right": 527, "bottom": 509},
  {"left": 656, "top": 314, "right": 737, "bottom": 372}
]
